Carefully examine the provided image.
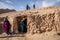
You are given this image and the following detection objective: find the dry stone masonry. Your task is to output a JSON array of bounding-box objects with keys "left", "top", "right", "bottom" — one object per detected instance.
[{"left": 0, "top": 6, "right": 60, "bottom": 40}]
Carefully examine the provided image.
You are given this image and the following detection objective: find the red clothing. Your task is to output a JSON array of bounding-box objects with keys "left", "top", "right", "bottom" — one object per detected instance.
[{"left": 2, "top": 22, "right": 10, "bottom": 33}]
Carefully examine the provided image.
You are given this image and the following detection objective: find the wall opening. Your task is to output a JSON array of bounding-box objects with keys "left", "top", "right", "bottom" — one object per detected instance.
[{"left": 16, "top": 16, "right": 27, "bottom": 34}]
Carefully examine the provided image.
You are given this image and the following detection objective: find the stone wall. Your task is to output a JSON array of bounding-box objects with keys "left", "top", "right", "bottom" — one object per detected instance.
[
  {"left": 27, "top": 11, "right": 60, "bottom": 34},
  {"left": 0, "top": 6, "right": 60, "bottom": 40},
  {"left": 0, "top": 9, "right": 60, "bottom": 35}
]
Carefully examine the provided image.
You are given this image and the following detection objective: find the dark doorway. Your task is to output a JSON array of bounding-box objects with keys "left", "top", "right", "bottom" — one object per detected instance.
[
  {"left": 18, "top": 18, "right": 27, "bottom": 33},
  {"left": 23, "top": 18, "right": 27, "bottom": 33}
]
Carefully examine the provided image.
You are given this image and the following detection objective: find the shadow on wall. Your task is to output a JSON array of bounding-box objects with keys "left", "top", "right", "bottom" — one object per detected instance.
[
  {"left": 0, "top": 24, "right": 3, "bottom": 34},
  {"left": 0, "top": 17, "right": 4, "bottom": 34}
]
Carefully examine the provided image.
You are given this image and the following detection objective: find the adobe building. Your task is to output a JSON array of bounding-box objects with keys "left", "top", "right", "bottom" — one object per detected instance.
[{"left": 0, "top": 6, "right": 60, "bottom": 36}]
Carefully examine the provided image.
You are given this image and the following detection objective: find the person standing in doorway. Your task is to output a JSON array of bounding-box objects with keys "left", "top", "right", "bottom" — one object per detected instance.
[
  {"left": 18, "top": 19, "right": 25, "bottom": 34},
  {"left": 2, "top": 16, "right": 11, "bottom": 35},
  {"left": 18, "top": 20, "right": 25, "bottom": 34}
]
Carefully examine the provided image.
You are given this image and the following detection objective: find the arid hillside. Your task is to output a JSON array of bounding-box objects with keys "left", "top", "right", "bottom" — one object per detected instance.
[
  {"left": 0, "top": 9, "right": 16, "bottom": 14},
  {"left": 0, "top": 6, "right": 60, "bottom": 40}
]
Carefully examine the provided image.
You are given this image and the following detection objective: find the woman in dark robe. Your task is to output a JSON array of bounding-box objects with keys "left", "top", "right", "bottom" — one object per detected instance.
[
  {"left": 2, "top": 17, "right": 11, "bottom": 35},
  {"left": 18, "top": 20, "right": 25, "bottom": 33}
]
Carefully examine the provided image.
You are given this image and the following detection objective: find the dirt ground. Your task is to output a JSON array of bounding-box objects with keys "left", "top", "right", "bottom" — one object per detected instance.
[
  {"left": 0, "top": 33, "right": 26, "bottom": 40},
  {"left": 0, "top": 30, "right": 60, "bottom": 40},
  {"left": 26, "top": 31, "right": 60, "bottom": 40}
]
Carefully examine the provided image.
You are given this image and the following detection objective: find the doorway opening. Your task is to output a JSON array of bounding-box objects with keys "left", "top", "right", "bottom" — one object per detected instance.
[{"left": 17, "top": 17, "right": 27, "bottom": 34}]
